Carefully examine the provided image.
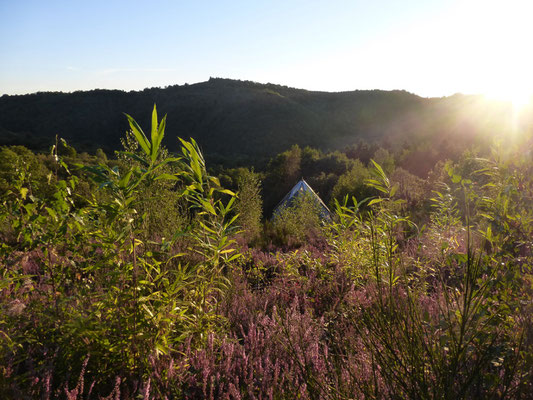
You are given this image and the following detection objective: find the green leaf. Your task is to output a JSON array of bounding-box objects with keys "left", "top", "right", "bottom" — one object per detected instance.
[
  {"left": 370, "top": 159, "right": 389, "bottom": 183},
  {"left": 19, "top": 187, "right": 28, "bottom": 200},
  {"left": 124, "top": 113, "right": 150, "bottom": 156},
  {"left": 60, "top": 160, "right": 70, "bottom": 173},
  {"left": 390, "top": 183, "right": 398, "bottom": 198},
  {"left": 142, "top": 303, "right": 154, "bottom": 318},
  {"left": 227, "top": 214, "right": 239, "bottom": 227},
  {"left": 209, "top": 176, "right": 221, "bottom": 186},
  {"left": 155, "top": 343, "right": 169, "bottom": 356},
  {"left": 218, "top": 188, "right": 236, "bottom": 196},
  {"left": 118, "top": 170, "right": 133, "bottom": 189},
  {"left": 365, "top": 179, "right": 389, "bottom": 194},
  {"left": 227, "top": 253, "right": 242, "bottom": 262},
  {"left": 368, "top": 198, "right": 384, "bottom": 206},
  {"left": 151, "top": 104, "right": 158, "bottom": 146},
  {"left": 45, "top": 207, "right": 58, "bottom": 221},
  {"left": 150, "top": 105, "right": 163, "bottom": 163},
  {"left": 200, "top": 200, "right": 216, "bottom": 215},
  {"left": 156, "top": 114, "right": 166, "bottom": 155}
]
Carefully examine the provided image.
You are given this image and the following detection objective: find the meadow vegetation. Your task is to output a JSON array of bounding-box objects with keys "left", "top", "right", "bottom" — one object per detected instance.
[{"left": 0, "top": 107, "right": 531, "bottom": 399}]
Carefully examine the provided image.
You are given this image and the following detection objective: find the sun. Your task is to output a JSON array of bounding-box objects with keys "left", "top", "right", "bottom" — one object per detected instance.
[
  {"left": 440, "top": 0, "right": 533, "bottom": 112},
  {"left": 481, "top": 64, "right": 532, "bottom": 111},
  {"left": 485, "top": 87, "right": 532, "bottom": 110}
]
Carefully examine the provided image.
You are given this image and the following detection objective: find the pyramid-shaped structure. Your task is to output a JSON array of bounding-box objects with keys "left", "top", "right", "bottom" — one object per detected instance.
[{"left": 272, "top": 179, "right": 330, "bottom": 219}]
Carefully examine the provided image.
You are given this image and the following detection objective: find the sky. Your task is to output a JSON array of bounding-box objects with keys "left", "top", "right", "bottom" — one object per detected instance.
[{"left": 1, "top": 0, "right": 532, "bottom": 101}]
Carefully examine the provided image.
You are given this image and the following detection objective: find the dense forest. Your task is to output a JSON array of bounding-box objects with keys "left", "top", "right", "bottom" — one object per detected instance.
[
  {"left": 1, "top": 78, "right": 529, "bottom": 168},
  {"left": 1, "top": 100, "right": 532, "bottom": 398}
]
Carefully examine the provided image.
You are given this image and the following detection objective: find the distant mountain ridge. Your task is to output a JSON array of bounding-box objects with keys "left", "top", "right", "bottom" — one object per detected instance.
[{"left": 0, "top": 78, "right": 523, "bottom": 167}]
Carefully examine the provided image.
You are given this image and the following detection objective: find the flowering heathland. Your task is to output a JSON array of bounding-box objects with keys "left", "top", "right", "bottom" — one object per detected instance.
[{"left": 1, "top": 108, "right": 531, "bottom": 399}]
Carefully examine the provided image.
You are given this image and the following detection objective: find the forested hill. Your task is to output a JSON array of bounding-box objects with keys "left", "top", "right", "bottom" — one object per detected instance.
[{"left": 0, "top": 78, "right": 523, "bottom": 166}]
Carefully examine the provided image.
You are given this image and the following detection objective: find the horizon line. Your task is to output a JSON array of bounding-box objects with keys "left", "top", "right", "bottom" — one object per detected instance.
[{"left": 1, "top": 77, "right": 488, "bottom": 100}]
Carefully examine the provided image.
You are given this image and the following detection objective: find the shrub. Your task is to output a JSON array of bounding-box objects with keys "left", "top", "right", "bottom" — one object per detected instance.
[
  {"left": 0, "top": 106, "right": 241, "bottom": 397},
  {"left": 270, "top": 191, "right": 324, "bottom": 247}
]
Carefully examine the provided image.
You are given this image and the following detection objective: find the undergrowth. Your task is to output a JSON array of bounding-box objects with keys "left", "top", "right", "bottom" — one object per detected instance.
[{"left": 1, "top": 108, "right": 531, "bottom": 399}]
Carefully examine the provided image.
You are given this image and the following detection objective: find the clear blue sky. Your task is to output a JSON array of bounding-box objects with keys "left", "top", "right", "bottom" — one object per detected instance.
[{"left": 1, "top": 0, "right": 532, "bottom": 100}]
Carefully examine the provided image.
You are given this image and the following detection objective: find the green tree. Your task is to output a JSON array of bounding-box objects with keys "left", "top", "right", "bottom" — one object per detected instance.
[
  {"left": 331, "top": 159, "right": 373, "bottom": 205},
  {"left": 263, "top": 144, "right": 302, "bottom": 215}
]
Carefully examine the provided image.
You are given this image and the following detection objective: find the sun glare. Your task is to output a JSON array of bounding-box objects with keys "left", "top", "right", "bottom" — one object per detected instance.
[
  {"left": 485, "top": 87, "right": 532, "bottom": 110},
  {"left": 445, "top": 0, "right": 533, "bottom": 111}
]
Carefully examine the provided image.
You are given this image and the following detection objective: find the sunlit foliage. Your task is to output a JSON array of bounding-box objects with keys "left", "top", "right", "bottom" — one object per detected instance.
[{"left": 0, "top": 107, "right": 531, "bottom": 399}]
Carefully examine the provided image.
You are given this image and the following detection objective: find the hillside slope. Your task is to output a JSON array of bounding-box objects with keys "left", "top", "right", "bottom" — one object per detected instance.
[{"left": 0, "top": 78, "right": 521, "bottom": 166}]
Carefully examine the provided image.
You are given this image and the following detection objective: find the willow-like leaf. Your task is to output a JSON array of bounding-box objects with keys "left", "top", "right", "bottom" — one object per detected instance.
[
  {"left": 151, "top": 105, "right": 158, "bottom": 146},
  {"left": 155, "top": 114, "right": 167, "bottom": 159},
  {"left": 125, "top": 113, "right": 150, "bottom": 156}
]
